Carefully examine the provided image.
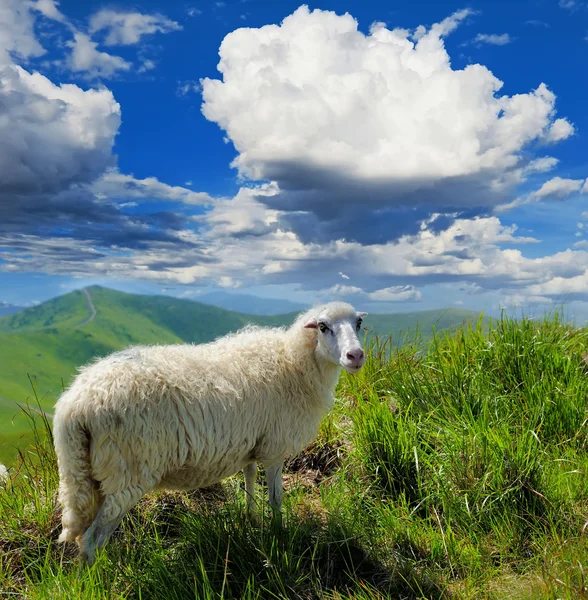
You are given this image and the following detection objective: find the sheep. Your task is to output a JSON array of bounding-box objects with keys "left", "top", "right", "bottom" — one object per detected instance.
[{"left": 53, "top": 301, "right": 367, "bottom": 565}]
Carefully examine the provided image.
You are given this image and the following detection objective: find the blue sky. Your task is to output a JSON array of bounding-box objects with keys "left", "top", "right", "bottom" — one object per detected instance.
[{"left": 1, "top": 0, "right": 587, "bottom": 319}]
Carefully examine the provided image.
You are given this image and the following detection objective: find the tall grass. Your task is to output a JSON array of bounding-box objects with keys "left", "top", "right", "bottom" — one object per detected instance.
[{"left": 0, "top": 313, "right": 587, "bottom": 599}]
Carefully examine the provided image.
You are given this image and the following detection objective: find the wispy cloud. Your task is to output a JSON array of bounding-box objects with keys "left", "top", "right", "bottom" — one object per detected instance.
[
  {"left": 525, "top": 19, "right": 550, "bottom": 28},
  {"left": 66, "top": 33, "right": 132, "bottom": 78},
  {"left": 138, "top": 58, "right": 156, "bottom": 73},
  {"left": 30, "top": 2, "right": 180, "bottom": 79},
  {"left": 177, "top": 80, "right": 202, "bottom": 96},
  {"left": 89, "top": 10, "right": 182, "bottom": 46},
  {"left": 559, "top": 0, "right": 581, "bottom": 12},
  {"left": 469, "top": 33, "right": 513, "bottom": 46}
]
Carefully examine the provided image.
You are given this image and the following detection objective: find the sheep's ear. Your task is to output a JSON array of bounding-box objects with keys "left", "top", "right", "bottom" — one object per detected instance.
[
  {"left": 304, "top": 317, "right": 318, "bottom": 329},
  {"left": 357, "top": 312, "right": 368, "bottom": 317}
]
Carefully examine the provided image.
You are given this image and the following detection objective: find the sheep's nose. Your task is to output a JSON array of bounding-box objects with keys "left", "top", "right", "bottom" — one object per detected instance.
[{"left": 346, "top": 349, "right": 364, "bottom": 362}]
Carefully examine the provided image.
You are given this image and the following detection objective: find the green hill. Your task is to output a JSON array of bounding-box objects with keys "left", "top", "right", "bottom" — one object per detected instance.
[
  {"left": 0, "top": 286, "right": 483, "bottom": 464},
  {"left": 0, "top": 287, "right": 287, "bottom": 397}
]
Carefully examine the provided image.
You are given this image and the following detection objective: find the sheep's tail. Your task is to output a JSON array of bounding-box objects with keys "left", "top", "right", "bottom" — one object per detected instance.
[{"left": 53, "top": 407, "right": 102, "bottom": 543}]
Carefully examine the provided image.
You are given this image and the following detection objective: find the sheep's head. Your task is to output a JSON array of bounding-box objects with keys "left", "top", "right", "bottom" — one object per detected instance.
[{"left": 303, "top": 302, "right": 367, "bottom": 373}]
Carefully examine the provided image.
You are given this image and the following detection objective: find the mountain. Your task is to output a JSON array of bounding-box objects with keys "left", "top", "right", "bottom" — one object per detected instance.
[
  {"left": 0, "top": 302, "right": 24, "bottom": 317},
  {"left": 196, "top": 291, "right": 308, "bottom": 315},
  {"left": 0, "top": 286, "right": 292, "bottom": 407},
  {"left": 0, "top": 286, "right": 484, "bottom": 463}
]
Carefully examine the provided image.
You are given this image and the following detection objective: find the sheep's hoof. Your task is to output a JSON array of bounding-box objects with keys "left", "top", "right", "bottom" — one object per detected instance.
[
  {"left": 270, "top": 512, "right": 283, "bottom": 531},
  {"left": 247, "top": 511, "right": 261, "bottom": 527},
  {"left": 78, "top": 544, "right": 98, "bottom": 567},
  {"left": 78, "top": 551, "right": 93, "bottom": 568}
]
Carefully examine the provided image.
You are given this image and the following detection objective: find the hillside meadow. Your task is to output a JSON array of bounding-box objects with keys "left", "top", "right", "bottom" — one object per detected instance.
[
  {"left": 0, "top": 313, "right": 587, "bottom": 599},
  {"left": 0, "top": 286, "right": 483, "bottom": 465}
]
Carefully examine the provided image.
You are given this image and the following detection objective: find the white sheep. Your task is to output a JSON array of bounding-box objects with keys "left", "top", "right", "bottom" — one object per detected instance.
[{"left": 53, "top": 301, "right": 367, "bottom": 565}]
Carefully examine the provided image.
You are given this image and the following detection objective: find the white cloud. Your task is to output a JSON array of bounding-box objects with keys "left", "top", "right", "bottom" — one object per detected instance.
[
  {"left": 4, "top": 175, "right": 588, "bottom": 305},
  {"left": 368, "top": 286, "right": 422, "bottom": 302},
  {"left": 187, "top": 7, "right": 202, "bottom": 17},
  {"left": 528, "top": 271, "right": 588, "bottom": 298},
  {"left": 93, "top": 170, "right": 215, "bottom": 205},
  {"left": 30, "top": 3, "right": 166, "bottom": 79},
  {"left": 0, "top": 62, "right": 120, "bottom": 193},
  {"left": 33, "top": 0, "right": 68, "bottom": 25},
  {"left": 559, "top": 0, "right": 579, "bottom": 11},
  {"left": 500, "top": 293, "right": 553, "bottom": 308},
  {"left": 318, "top": 284, "right": 422, "bottom": 303},
  {"left": 195, "top": 184, "right": 279, "bottom": 237},
  {"left": 66, "top": 33, "right": 132, "bottom": 78},
  {"left": 124, "top": 209, "right": 584, "bottom": 298},
  {"left": 525, "top": 20, "right": 550, "bottom": 28},
  {"left": 177, "top": 80, "right": 202, "bottom": 96},
  {"left": 138, "top": 59, "right": 156, "bottom": 73},
  {"left": 89, "top": 10, "right": 182, "bottom": 46},
  {"left": 201, "top": 6, "right": 574, "bottom": 243},
  {"left": 0, "top": 0, "right": 46, "bottom": 62},
  {"left": 543, "top": 117, "right": 575, "bottom": 142},
  {"left": 472, "top": 33, "right": 512, "bottom": 46},
  {"left": 524, "top": 157, "right": 559, "bottom": 174},
  {"left": 531, "top": 176, "right": 587, "bottom": 199},
  {"left": 496, "top": 174, "right": 587, "bottom": 212}
]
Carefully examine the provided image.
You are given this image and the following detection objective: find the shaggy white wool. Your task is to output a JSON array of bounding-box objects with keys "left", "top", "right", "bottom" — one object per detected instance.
[{"left": 53, "top": 301, "right": 366, "bottom": 564}]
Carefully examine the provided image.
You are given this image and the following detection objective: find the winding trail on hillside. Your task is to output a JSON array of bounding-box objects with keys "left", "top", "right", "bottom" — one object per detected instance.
[{"left": 77, "top": 288, "right": 97, "bottom": 328}]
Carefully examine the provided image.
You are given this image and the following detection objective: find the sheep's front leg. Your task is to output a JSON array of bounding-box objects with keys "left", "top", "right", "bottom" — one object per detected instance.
[
  {"left": 265, "top": 461, "right": 283, "bottom": 528},
  {"left": 244, "top": 462, "right": 260, "bottom": 525}
]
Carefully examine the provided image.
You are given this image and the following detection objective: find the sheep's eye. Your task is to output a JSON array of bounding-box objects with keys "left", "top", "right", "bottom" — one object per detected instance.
[
  {"left": 356, "top": 319, "right": 362, "bottom": 331},
  {"left": 318, "top": 322, "right": 329, "bottom": 333}
]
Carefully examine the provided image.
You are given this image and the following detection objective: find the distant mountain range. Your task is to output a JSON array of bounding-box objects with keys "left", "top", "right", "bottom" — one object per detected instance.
[
  {"left": 0, "top": 285, "right": 484, "bottom": 461},
  {"left": 196, "top": 291, "right": 308, "bottom": 315},
  {"left": 0, "top": 302, "right": 24, "bottom": 317}
]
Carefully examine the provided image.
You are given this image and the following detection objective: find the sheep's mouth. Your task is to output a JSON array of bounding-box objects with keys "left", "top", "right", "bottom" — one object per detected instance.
[{"left": 341, "top": 362, "right": 364, "bottom": 374}]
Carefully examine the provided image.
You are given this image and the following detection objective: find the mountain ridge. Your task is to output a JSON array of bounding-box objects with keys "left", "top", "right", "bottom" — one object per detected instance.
[{"left": 195, "top": 290, "right": 308, "bottom": 315}]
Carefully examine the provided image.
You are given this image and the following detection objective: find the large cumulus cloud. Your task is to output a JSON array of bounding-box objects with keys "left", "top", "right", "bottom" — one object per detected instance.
[
  {"left": 201, "top": 6, "right": 574, "bottom": 243},
  {"left": 0, "top": 65, "right": 120, "bottom": 194}
]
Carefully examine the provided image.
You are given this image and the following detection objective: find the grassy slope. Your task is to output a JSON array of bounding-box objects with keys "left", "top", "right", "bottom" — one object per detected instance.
[
  {"left": 365, "top": 308, "right": 487, "bottom": 343},
  {"left": 0, "top": 315, "right": 586, "bottom": 599}
]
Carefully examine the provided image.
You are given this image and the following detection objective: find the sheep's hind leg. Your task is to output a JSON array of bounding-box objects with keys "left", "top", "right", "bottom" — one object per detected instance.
[
  {"left": 78, "top": 487, "right": 146, "bottom": 566},
  {"left": 244, "top": 462, "right": 260, "bottom": 525},
  {"left": 264, "top": 461, "right": 284, "bottom": 528}
]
